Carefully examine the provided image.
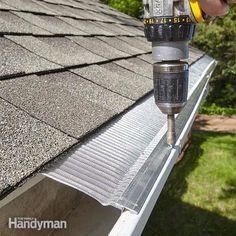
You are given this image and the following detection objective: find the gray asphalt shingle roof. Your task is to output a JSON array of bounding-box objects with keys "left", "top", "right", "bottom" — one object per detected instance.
[
  {"left": 0, "top": 0, "right": 204, "bottom": 198},
  {"left": 0, "top": 11, "right": 52, "bottom": 35},
  {"left": 0, "top": 37, "right": 60, "bottom": 78},
  {"left": 0, "top": 98, "right": 77, "bottom": 194}
]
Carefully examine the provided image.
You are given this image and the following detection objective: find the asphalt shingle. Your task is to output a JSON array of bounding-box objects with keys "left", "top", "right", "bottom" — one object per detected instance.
[
  {"left": 68, "top": 36, "right": 129, "bottom": 59},
  {"left": 42, "top": 0, "right": 95, "bottom": 11},
  {"left": 38, "top": 3, "right": 87, "bottom": 18},
  {"left": 42, "top": 0, "right": 78, "bottom": 6},
  {"left": 0, "top": 37, "right": 60, "bottom": 78},
  {"left": 116, "top": 24, "right": 144, "bottom": 36},
  {"left": 137, "top": 54, "right": 153, "bottom": 64},
  {"left": 64, "top": 6, "right": 120, "bottom": 23},
  {"left": 0, "top": 0, "right": 17, "bottom": 10},
  {"left": 100, "top": 62, "right": 153, "bottom": 90},
  {"left": 0, "top": 98, "right": 76, "bottom": 195},
  {"left": 114, "top": 58, "right": 153, "bottom": 79},
  {"left": 0, "top": 11, "right": 51, "bottom": 35},
  {"left": 38, "top": 37, "right": 105, "bottom": 66},
  {"left": 13, "top": 12, "right": 86, "bottom": 35},
  {"left": 95, "top": 22, "right": 134, "bottom": 36},
  {"left": 59, "top": 17, "right": 115, "bottom": 35},
  {"left": 72, "top": 64, "right": 153, "bottom": 100},
  {"left": 40, "top": 0, "right": 97, "bottom": 16},
  {"left": 6, "top": 36, "right": 105, "bottom": 67},
  {"left": 92, "top": 12, "right": 123, "bottom": 24},
  {"left": 119, "top": 36, "right": 151, "bottom": 52},
  {"left": 54, "top": 4, "right": 115, "bottom": 22},
  {"left": 115, "top": 16, "right": 143, "bottom": 27},
  {"left": 98, "top": 36, "right": 144, "bottom": 55},
  {"left": 90, "top": 2, "right": 133, "bottom": 19},
  {"left": 109, "top": 10, "right": 135, "bottom": 19},
  {"left": 0, "top": 73, "right": 133, "bottom": 138},
  {"left": 0, "top": 0, "right": 57, "bottom": 15}
]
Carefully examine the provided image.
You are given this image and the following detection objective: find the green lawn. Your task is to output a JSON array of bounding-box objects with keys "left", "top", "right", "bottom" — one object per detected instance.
[
  {"left": 143, "top": 131, "right": 236, "bottom": 236},
  {"left": 199, "top": 104, "right": 236, "bottom": 116}
]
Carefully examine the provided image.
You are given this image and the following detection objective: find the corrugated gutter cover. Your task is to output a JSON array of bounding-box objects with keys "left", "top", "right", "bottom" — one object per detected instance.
[{"left": 42, "top": 55, "right": 216, "bottom": 213}]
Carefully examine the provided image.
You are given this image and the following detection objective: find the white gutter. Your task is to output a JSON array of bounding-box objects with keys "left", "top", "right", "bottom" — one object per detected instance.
[{"left": 109, "top": 59, "right": 217, "bottom": 236}]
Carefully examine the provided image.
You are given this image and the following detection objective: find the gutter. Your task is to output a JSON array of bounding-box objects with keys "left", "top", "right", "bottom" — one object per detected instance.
[
  {"left": 109, "top": 58, "right": 217, "bottom": 236},
  {"left": 0, "top": 175, "right": 45, "bottom": 209},
  {"left": 42, "top": 55, "right": 216, "bottom": 214}
]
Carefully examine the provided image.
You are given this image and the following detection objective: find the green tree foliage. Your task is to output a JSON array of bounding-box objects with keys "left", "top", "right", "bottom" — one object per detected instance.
[
  {"left": 192, "top": 6, "right": 236, "bottom": 109},
  {"left": 101, "top": 0, "right": 142, "bottom": 18}
]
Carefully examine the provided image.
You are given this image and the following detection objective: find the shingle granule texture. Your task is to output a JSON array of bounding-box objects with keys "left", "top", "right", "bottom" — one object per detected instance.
[
  {"left": 114, "top": 58, "right": 153, "bottom": 79},
  {"left": 100, "top": 62, "right": 152, "bottom": 83},
  {"left": 0, "top": 98, "right": 76, "bottom": 195},
  {"left": 119, "top": 36, "right": 151, "bottom": 52},
  {"left": 0, "top": 73, "right": 133, "bottom": 138},
  {"left": 0, "top": 1, "right": 17, "bottom": 10},
  {"left": 6, "top": 36, "right": 105, "bottom": 67},
  {"left": 0, "top": 11, "right": 51, "bottom": 35},
  {"left": 72, "top": 64, "right": 153, "bottom": 100},
  {"left": 95, "top": 22, "right": 134, "bottom": 36},
  {"left": 0, "top": 37, "right": 60, "bottom": 78},
  {"left": 13, "top": 12, "right": 86, "bottom": 35},
  {"left": 59, "top": 17, "right": 115, "bottom": 36},
  {"left": 0, "top": 0, "right": 57, "bottom": 14},
  {"left": 68, "top": 36, "right": 129, "bottom": 59},
  {"left": 137, "top": 54, "right": 153, "bottom": 64},
  {"left": 98, "top": 36, "right": 145, "bottom": 55}
]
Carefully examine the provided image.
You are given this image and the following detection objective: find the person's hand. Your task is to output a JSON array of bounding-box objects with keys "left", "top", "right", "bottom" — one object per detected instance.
[{"left": 198, "top": 0, "right": 236, "bottom": 16}]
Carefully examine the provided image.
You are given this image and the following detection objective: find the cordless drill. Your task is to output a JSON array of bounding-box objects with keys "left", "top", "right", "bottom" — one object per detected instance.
[{"left": 142, "top": 0, "right": 205, "bottom": 146}]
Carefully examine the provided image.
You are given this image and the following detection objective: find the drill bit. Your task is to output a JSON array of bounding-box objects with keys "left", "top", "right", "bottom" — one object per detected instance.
[{"left": 167, "top": 114, "right": 176, "bottom": 147}]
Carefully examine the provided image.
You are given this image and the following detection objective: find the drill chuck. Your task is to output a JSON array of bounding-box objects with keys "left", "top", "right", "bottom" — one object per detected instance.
[
  {"left": 153, "top": 61, "right": 189, "bottom": 115},
  {"left": 153, "top": 61, "right": 189, "bottom": 146},
  {"left": 144, "top": 16, "right": 196, "bottom": 42},
  {"left": 144, "top": 16, "right": 195, "bottom": 61}
]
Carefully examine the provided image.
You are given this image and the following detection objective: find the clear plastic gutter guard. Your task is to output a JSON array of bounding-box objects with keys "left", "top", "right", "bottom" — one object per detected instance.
[{"left": 42, "top": 55, "right": 216, "bottom": 213}]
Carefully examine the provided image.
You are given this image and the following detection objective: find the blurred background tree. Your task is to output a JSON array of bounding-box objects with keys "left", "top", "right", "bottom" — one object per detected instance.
[
  {"left": 101, "top": 0, "right": 142, "bottom": 18},
  {"left": 101, "top": 1, "right": 236, "bottom": 115},
  {"left": 192, "top": 6, "right": 236, "bottom": 114}
]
